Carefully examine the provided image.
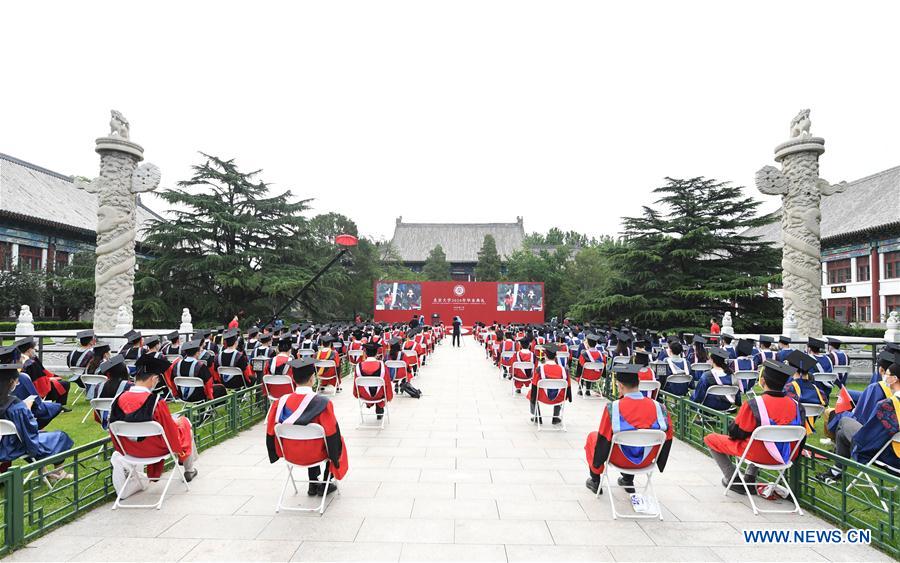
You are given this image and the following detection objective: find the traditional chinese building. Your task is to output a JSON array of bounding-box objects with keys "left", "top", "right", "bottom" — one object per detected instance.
[
  {"left": 747, "top": 165, "right": 900, "bottom": 325},
  {"left": 0, "top": 152, "right": 161, "bottom": 274},
  {"left": 388, "top": 217, "right": 526, "bottom": 281}
]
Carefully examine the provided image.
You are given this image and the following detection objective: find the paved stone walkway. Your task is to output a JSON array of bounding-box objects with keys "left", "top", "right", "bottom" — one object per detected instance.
[{"left": 10, "top": 339, "right": 888, "bottom": 562}]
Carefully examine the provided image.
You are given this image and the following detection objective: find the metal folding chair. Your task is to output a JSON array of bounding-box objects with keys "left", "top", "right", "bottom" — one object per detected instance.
[
  {"left": 354, "top": 375, "right": 389, "bottom": 429},
  {"left": 534, "top": 379, "right": 568, "bottom": 432},
  {"left": 108, "top": 420, "right": 190, "bottom": 510},
  {"left": 273, "top": 423, "right": 339, "bottom": 514},
  {"left": 597, "top": 428, "right": 668, "bottom": 520},
  {"left": 735, "top": 370, "right": 759, "bottom": 397},
  {"left": 579, "top": 361, "right": 605, "bottom": 397},
  {"left": 80, "top": 374, "right": 110, "bottom": 423},
  {"left": 845, "top": 431, "right": 900, "bottom": 511},
  {"left": 724, "top": 424, "right": 807, "bottom": 515},
  {"left": 315, "top": 360, "right": 339, "bottom": 394},
  {"left": 510, "top": 361, "right": 534, "bottom": 395},
  {"left": 262, "top": 374, "right": 293, "bottom": 403}
]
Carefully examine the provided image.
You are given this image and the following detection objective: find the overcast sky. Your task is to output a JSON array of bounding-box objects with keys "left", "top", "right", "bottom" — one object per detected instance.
[{"left": 3, "top": 1, "right": 899, "bottom": 241}]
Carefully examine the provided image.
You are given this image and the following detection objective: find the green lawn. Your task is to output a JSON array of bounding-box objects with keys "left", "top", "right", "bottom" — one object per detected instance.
[{"left": 42, "top": 392, "right": 107, "bottom": 447}]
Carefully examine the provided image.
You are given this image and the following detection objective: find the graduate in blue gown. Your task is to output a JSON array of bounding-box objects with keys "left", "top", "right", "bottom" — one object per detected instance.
[
  {"left": 692, "top": 347, "right": 740, "bottom": 411},
  {"left": 826, "top": 351, "right": 896, "bottom": 437},
  {"left": 807, "top": 337, "right": 835, "bottom": 401},
  {"left": 752, "top": 335, "right": 778, "bottom": 366},
  {"left": 783, "top": 350, "right": 827, "bottom": 433},
  {"left": 775, "top": 336, "right": 793, "bottom": 363},
  {"left": 0, "top": 364, "right": 74, "bottom": 472},
  {"left": 660, "top": 340, "right": 691, "bottom": 396},
  {"left": 0, "top": 346, "right": 62, "bottom": 429}
]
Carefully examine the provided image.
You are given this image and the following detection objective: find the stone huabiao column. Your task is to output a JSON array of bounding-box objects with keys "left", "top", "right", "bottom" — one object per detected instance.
[
  {"left": 756, "top": 110, "right": 846, "bottom": 339},
  {"left": 76, "top": 110, "right": 161, "bottom": 335}
]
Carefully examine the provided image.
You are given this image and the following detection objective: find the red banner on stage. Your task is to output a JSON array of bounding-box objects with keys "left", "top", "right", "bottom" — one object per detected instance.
[{"left": 373, "top": 281, "right": 545, "bottom": 325}]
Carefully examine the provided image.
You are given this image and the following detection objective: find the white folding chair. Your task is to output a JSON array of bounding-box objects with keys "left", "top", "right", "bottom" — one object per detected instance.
[
  {"left": 217, "top": 366, "right": 245, "bottom": 388},
  {"left": 314, "top": 360, "right": 339, "bottom": 394},
  {"left": 347, "top": 350, "right": 363, "bottom": 364},
  {"left": 706, "top": 384, "right": 739, "bottom": 410},
  {"left": 580, "top": 361, "right": 605, "bottom": 397},
  {"left": 164, "top": 354, "right": 181, "bottom": 363},
  {"left": 598, "top": 429, "right": 668, "bottom": 520},
  {"left": 79, "top": 374, "right": 110, "bottom": 423},
  {"left": 48, "top": 365, "right": 86, "bottom": 405},
  {"left": 499, "top": 351, "right": 515, "bottom": 378},
  {"left": 735, "top": 370, "right": 760, "bottom": 397},
  {"left": 273, "top": 423, "right": 339, "bottom": 514},
  {"left": 801, "top": 403, "right": 825, "bottom": 418},
  {"left": 556, "top": 351, "right": 570, "bottom": 371},
  {"left": 298, "top": 349, "right": 315, "bottom": 359},
  {"left": 89, "top": 398, "right": 115, "bottom": 429},
  {"left": 401, "top": 350, "right": 419, "bottom": 377},
  {"left": 173, "top": 376, "right": 206, "bottom": 402},
  {"left": 638, "top": 380, "right": 660, "bottom": 399},
  {"left": 384, "top": 360, "right": 408, "bottom": 385},
  {"left": 262, "top": 374, "right": 293, "bottom": 402},
  {"left": 354, "top": 375, "right": 389, "bottom": 429},
  {"left": 691, "top": 362, "right": 712, "bottom": 374},
  {"left": 846, "top": 431, "right": 900, "bottom": 511},
  {"left": 510, "top": 361, "right": 534, "bottom": 395},
  {"left": 534, "top": 379, "right": 568, "bottom": 432},
  {"left": 108, "top": 420, "right": 190, "bottom": 510},
  {"left": 724, "top": 424, "right": 807, "bottom": 515},
  {"left": 813, "top": 372, "right": 838, "bottom": 387},
  {"left": 833, "top": 365, "right": 851, "bottom": 386},
  {"left": 0, "top": 420, "right": 51, "bottom": 487},
  {"left": 612, "top": 355, "right": 630, "bottom": 366},
  {"left": 661, "top": 372, "right": 692, "bottom": 394}
]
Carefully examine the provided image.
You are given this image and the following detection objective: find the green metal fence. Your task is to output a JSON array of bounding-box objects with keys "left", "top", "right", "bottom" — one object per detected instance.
[
  {"left": 600, "top": 381, "right": 900, "bottom": 556},
  {"left": 0, "top": 384, "right": 270, "bottom": 556}
]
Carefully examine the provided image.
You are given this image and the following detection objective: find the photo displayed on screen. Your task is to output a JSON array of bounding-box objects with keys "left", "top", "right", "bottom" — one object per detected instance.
[
  {"left": 497, "top": 283, "right": 543, "bottom": 311},
  {"left": 376, "top": 282, "right": 422, "bottom": 310}
]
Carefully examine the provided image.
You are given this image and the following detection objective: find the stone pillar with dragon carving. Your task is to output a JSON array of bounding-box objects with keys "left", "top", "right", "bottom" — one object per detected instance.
[
  {"left": 76, "top": 110, "right": 161, "bottom": 335},
  {"left": 756, "top": 110, "right": 846, "bottom": 339}
]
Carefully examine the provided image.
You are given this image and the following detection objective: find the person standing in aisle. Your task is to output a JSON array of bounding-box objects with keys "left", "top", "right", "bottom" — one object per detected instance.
[{"left": 452, "top": 316, "right": 462, "bottom": 347}]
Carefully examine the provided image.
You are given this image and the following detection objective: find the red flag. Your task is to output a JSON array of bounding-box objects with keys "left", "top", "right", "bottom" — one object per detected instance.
[{"left": 835, "top": 385, "right": 854, "bottom": 414}]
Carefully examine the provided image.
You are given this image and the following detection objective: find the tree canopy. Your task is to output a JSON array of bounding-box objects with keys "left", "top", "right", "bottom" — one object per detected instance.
[
  {"left": 423, "top": 245, "right": 451, "bottom": 281},
  {"left": 475, "top": 234, "right": 502, "bottom": 281}
]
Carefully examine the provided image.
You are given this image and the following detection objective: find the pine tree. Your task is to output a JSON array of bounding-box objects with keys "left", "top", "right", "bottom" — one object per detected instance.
[
  {"left": 569, "top": 177, "right": 780, "bottom": 331},
  {"left": 475, "top": 234, "right": 502, "bottom": 281},
  {"left": 422, "top": 245, "right": 451, "bottom": 281},
  {"left": 136, "top": 154, "right": 316, "bottom": 325}
]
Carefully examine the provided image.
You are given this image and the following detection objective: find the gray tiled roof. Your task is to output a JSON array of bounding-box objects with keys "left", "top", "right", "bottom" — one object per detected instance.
[
  {"left": 389, "top": 218, "right": 525, "bottom": 262},
  {"left": 0, "top": 153, "right": 161, "bottom": 241},
  {"left": 745, "top": 165, "right": 900, "bottom": 246}
]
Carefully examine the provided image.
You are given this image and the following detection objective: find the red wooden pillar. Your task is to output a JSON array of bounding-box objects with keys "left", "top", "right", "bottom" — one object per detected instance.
[{"left": 871, "top": 247, "right": 881, "bottom": 321}]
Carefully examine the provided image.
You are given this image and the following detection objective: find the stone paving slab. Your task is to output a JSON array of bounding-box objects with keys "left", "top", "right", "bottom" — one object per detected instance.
[{"left": 9, "top": 338, "right": 889, "bottom": 562}]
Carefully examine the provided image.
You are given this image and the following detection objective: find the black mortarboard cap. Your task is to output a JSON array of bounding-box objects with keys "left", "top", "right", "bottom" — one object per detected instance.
[
  {"left": 787, "top": 350, "right": 818, "bottom": 373},
  {"left": 248, "top": 327, "right": 259, "bottom": 337},
  {"left": 144, "top": 335, "right": 160, "bottom": 347},
  {"left": 181, "top": 340, "right": 202, "bottom": 354},
  {"left": 735, "top": 339, "right": 754, "bottom": 357},
  {"left": 826, "top": 337, "right": 842, "bottom": 347},
  {"left": 259, "top": 333, "right": 272, "bottom": 343},
  {"left": 709, "top": 347, "right": 730, "bottom": 361},
  {"left": 99, "top": 354, "right": 126, "bottom": 374},
  {"left": 15, "top": 337, "right": 34, "bottom": 351},
  {"left": 758, "top": 335, "right": 774, "bottom": 344},
  {"left": 166, "top": 331, "right": 180, "bottom": 341},
  {"left": 779, "top": 335, "right": 792, "bottom": 344},
  {"left": 614, "top": 363, "right": 642, "bottom": 386},
  {"left": 0, "top": 364, "right": 23, "bottom": 382},
  {"left": 692, "top": 335, "right": 707, "bottom": 345},
  {"left": 77, "top": 329, "right": 95, "bottom": 340},
  {"left": 127, "top": 331, "right": 143, "bottom": 344},
  {"left": 761, "top": 360, "right": 793, "bottom": 388},
  {"left": 363, "top": 341, "right": 380, "bottom": 355},
  {"left": 93, "top": 342, "right": 111, "bottom": 356},
  {"left": 807, "top": 337, "right": 826, "bottom": 350},
  {"left": 0, "top": 345, "right": 18, "bottom": 363}
]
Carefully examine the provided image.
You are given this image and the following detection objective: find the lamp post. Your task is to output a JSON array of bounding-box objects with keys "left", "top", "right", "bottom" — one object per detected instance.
[{"left": 265, "top": 235, "right": 358, "bottom": 327}]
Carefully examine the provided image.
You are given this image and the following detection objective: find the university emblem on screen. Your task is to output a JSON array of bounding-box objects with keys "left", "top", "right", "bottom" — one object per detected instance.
[{"left": 453, "top": 285, "right": 466, "bottom": 297}]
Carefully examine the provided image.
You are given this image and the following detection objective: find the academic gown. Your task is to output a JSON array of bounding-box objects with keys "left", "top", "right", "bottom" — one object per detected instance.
[
  {"left": 783, "top": 379, "right": 826, "bottom": 433},
  {"left": 315, "top": 348, "right": 342, "bottom": 387},
  {"left": 265, "top": 389, "right": 349, "bottom": 480},
  {"left": 661, "top": 356, "right": 690, "bottom": 396},
  {"left": 527, "top": 363, "right": 571, "bottom": 406},
  {"left": 851, "top": 396, "right": 900, "bottom": 469},
  {"left": 217, "top": 348, "right": 253, "bottom": 388},
  {"left": 584, "top": 392, "right": 674, "bottom": 477},
  {"left": 827, "top": 380, "right": 893, "bottom": 435},
  {"left": 174, "top": 358, "right": 223, "bottom": 402},
  {"left": 88, "top": 379, "right": 133, "bottom": 428},
  {"left": 704, "top": 391, "right": 805, "bottom": 464},
  {"left": 691, "top": 370, "right": 741, "bottom": 411},
  {"left": 12, "top": 374, "right": 61, "bottom": 429},
  {"left": 511, "top": 350, "right": 535, "bottom": 389},
  {"left": 0, "top": 397, "right": 73, "bottom": 463},
  {"left": 109, "top": 388, "right": 194, "bottom": 478},
  {"left": 752, "top": 349, "right": 777, "bottom": 367},
  {"left": 576, "top": 348, "right": 604, "bottom": 383},
  {"left": 22, "top": 356, "right": 69, "bottom": 404},
  {"left": 811, "top": 354, "right": 835, "bottom": 400},
  {"left": 263, "top": 354, "right": 294, "bottom": 400},
  {"left": 353, "top": 359, "right": 394, "bottom": 408}
]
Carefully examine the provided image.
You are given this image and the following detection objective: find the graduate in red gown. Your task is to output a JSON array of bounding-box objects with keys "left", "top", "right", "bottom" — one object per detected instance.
[
  {"left": 353, "top": 342, "right": 393, "bottom": 418},
  {"left": 704, "top": 361, "right": 805, "bottom": 495},
  {"left": 16, "top": 337, "right": 70, "bottom": 407},
  {"left": 584, "top": 364, "right": 674, "bottom": 494},
  {"left": 527, "top": 344, "right": 571, "bottom": 425},
  {"left": 575, "top": 334, "right": 605, "bottom": 397},
  {"left": 315, "top": 335, "right": 342, "bottom": 391},
  {"left": 266, "top": 358, "right": 349, "bottom": 496},
  {"left": 108, "top": 369, "right": 198, "bottom": 481},
  {"left": 511, "top": 338, "right": 535, "bottom": 392}
]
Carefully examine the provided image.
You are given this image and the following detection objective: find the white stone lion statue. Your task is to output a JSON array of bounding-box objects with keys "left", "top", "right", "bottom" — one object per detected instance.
[
  {"left": 109, "top": 110, "right": 130, "bottom": 139},
  {"left": 790, "top": 109, "right": 811, "bottom": 138}
]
